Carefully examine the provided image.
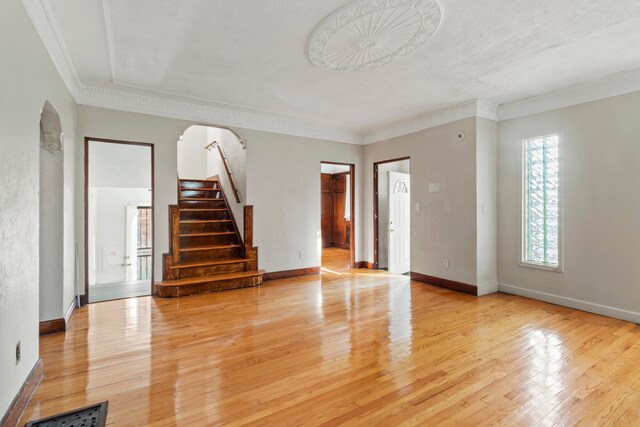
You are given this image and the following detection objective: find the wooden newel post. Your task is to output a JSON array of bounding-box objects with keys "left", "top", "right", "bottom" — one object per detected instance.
[
  {"left": 244, "top": 205, "right": 253, "bottom": 254},
  {"left": 169, "top": 205, "right": 180, "bottom": 264}
]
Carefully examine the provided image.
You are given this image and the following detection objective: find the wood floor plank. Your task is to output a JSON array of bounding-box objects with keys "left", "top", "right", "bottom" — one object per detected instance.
[{"left": 18, "top": 248, "right": 640, "bottom": 426}]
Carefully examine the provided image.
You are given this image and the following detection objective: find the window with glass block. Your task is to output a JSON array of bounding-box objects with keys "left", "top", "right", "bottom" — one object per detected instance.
[{"left": 523, "top": 134, "right": 560, "bottom": 267}]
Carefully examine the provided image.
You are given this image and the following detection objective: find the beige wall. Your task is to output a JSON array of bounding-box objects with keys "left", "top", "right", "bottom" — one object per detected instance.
[
  {"left": 497, "top": 90, "right": 640, "bottom": 322},
  {"left": 363, "top": 118, "right": 479, "bottom": 285},
  {"left": 76, "top": 106, "right": 363, "bottom": 283},
  {"left": 76, "top": 106, "right": 192, "bottom": 283},
  {"left": 0, "top": 0, "right": 78, "bottom": 416},
  {"left": 244, "top": 129, "right": 363, "bottom": 272}
]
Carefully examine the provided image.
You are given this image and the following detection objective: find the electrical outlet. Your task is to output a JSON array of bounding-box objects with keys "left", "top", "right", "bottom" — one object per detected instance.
[
  {"left": 444, "top": 259, "right": 449, "bottom": 268},
  {"left": 16, "top": 341, "right": 21, "bottom": 365},
  {"left": 299, "top": 251, "right": 304, "bottom": 259}
]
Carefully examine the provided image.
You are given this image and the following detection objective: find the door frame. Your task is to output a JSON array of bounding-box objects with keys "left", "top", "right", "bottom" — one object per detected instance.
[
  {"left": 320, "top": 161, "right": 356, "bottom": 268},
  {"left": 83, "top": 137, "right": 155, "bottom": 305},
  {"left": 373, "top": 156, "right": 410, "bottom": 269}
]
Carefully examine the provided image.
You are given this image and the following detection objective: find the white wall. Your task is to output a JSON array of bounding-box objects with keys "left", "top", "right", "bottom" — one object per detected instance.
[
  {"left": 498, "top": 90, "right": 640, "bottom": 321},
  {"left": 0, "top": 0, "right": 78, "bottom": 417},
  {"left": 39, "top": 143, "right": 64, "bottom": 322},
  {"left": 377, "top": 160, "right": 410, "bottom": 269},
  {"left": 89, "top": 188, "right": 152, "bottom": 285},
  {"left": 77, "top": 106, "right": 191, "bottom": 284},
  {"left": 244, "top": 129, "right": 363, "bottom": 273},
  {"left": 476, "top": 118, "right": 498, "bottom": 294},
  {"left": 76, "top": 106, "right": 363, "bottom": 285},
  {"left": 177, "top": 125, "right": 208, "bottom": 179},
  {"left": 363, "top": 118, "right": 479, "bottom": 285},
  {"left": 206, "top": 127, "right": 247, "bottom": 239}
]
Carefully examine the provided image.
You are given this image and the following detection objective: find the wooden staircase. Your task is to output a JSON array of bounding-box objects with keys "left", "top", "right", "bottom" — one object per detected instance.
[{"left": 155, "top": 178, "right": 263, "bottom": 297}]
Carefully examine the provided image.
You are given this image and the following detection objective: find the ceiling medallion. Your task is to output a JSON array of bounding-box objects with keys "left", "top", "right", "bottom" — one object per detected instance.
[{"left": 308, "top": 0, "right": 442, "bottom": 71}]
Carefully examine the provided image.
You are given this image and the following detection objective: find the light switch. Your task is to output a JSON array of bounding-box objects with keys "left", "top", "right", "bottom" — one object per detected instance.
[
  {"left": 415, "top": 203, "right": 421, "bottom": 212},
  {"left": 429, "top": 183, "right": 440, "bottom": 193}
]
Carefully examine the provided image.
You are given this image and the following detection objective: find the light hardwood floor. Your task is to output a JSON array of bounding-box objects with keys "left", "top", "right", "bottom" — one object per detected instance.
[{"left": 20, "top": 249, "right": 640, "bottom": 426}]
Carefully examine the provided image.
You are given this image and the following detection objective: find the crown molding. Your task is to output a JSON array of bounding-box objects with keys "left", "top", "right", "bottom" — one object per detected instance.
[
  {"left": 362, "top": 99, "right": 498, "bottom": 144},
  {"left": 498, "top": 68, "right": 640, "bottom": 121},
  {"left": 24, "top": 0, "right": 640, "bottom": 146},
  {"left": 22, "top": 0, "right": 362, "bottom": 144},
  {"left": 77, "top": 86, "right": 362, "bottom": 144},
  {"left": 21, "top": 0, "right": 83, "bottom": 100}
]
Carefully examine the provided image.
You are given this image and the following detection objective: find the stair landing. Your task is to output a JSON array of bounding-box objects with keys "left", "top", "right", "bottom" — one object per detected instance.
[{"left": 155, "top": 269, "right": 265, "bottom": 297}]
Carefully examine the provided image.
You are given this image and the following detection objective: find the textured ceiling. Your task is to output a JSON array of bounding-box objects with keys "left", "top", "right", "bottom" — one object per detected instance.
[{"left": 48, "top": 0, "right": 640, "bottom": 133}]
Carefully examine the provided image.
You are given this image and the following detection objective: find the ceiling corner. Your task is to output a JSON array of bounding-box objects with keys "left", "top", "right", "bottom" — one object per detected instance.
[{"left": 498, "top": 68, "right": 640, "bottom": 121}]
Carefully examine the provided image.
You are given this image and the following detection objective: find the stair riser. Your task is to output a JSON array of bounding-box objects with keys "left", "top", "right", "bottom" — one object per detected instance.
[
  {"left": 180, "top": 234, "right": 238, "bottom": 247},
  {"left": 179, "top": 221, "right": 233, "bottom": 234},
  {"left": 180, "top": 210, "right": 229, "bottom": 221},
  {"left": 180, "top": 181, "right": 220, "bottom": 190},
  {"left": 155, "top": 275, "right": 263, "bottom": 298},
  {"left": 180, "top": 247, "right": 242, "bottom": 262},
  {"left": 180, "top": 189, "right": 223, "bottom": 199},
  {"left": 179, "top": 200, "right": 227, "bottom": 209},
  {"left": 176, "top": 262, "right": 247, "bottom": 279}
]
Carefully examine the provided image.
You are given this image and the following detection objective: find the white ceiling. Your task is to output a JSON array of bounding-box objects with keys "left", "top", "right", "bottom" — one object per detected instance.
[
  {"left": 321, "top": 163, "right": 351, "bottom": 174},
  {"left": 35, "top": 0, "right": 640, "bottom": 141}
]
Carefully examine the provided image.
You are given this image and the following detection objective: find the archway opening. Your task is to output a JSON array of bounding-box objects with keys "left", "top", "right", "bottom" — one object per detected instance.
[{"left": 177, "top": 124, "right": 246, "bottom": 237}]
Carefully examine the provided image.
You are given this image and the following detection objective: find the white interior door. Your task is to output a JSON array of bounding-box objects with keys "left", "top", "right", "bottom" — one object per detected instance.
[{"left": 388, "top": 172, "right": 410, "bottom": 274}]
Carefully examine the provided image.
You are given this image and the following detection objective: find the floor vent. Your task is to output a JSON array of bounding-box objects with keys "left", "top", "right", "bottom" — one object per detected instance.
[{"left": 25, "top": 402, "right": 108, "bottom": 427}]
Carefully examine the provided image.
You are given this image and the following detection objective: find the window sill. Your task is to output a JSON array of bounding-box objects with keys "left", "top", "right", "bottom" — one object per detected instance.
[{"left": 519, "top": 261, "right": 563, "bottom": 273}]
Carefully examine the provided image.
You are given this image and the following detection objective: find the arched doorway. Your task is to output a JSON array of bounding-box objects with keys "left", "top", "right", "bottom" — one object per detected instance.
[{"left": 177, "top": 124, "right": 246, "bottom": 237}]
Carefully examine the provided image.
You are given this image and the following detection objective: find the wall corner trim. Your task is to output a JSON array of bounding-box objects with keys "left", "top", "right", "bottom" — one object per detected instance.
[
  {"left": 477, "top": 281, "right": 499, "bottom": 296},
  {"left": 39, "top": 298, "right": 78, "bottom": 336},
  {"left": 354, "top": 261, "right": 375, "bottom": 269},
  {"left": 498, "top": 283, "right": 640, "bottom": 324},
  {"left": 410, "top": 272, "right": 478, "bottom": 296},
  {"left": 0, "top": 359, "right": 44, "bottom": 427}
]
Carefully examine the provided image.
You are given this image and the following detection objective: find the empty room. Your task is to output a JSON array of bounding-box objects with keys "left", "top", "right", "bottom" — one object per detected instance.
[{"left": 2, "top": 0, "right": 640, "bottom": 426}]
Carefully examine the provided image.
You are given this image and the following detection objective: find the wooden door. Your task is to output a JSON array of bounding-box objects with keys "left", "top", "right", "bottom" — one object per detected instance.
[
  {"left": 321, "top": 173, "right": 333, "bottom": 248},
  {"left": 332, "top": 174, "right": 349, "bottom": 249}
]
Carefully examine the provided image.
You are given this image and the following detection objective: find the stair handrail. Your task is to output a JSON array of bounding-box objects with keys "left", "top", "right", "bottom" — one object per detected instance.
[{"left": 206, "top": 141, "right": 241, "bottom": 203}]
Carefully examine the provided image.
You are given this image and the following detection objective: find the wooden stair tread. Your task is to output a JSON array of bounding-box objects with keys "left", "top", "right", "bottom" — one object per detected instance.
[
  {"left": 159, "top": 270, "right": 265, "bottom": 286},
  {"left": 180, "top": 187, "right": 220, "bottom": 191},
  {"left": 179, "top": 244, "right": 241, "bottom": 252},
  {"left": 180, "top": 197, "right": 224, "bottom": 201},
  {"left": 180, "top": 208, "right": 227, "bottom": 212},
  {"left": 170, "top": 258, "right": 255, "bottom": 269},
  {"left": 180, "top": 232, "right": 236, "bottom": 237},
  {"left": 180, "top": 219, "right": 231, "bottom": 223},
  {"left": 180, "top": 178, "right": 219, "bottom": 183}
]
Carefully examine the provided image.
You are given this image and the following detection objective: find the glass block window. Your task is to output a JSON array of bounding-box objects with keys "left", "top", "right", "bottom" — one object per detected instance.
[{"left": 523, "top": 135, "right": 560, "bottom": 267}]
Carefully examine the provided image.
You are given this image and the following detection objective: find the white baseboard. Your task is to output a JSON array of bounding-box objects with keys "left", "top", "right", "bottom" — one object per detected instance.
[
  {"left": 498, "top": 283, "right": 640, "bottom": 324},
  {"left": 477, "top": 281, "right": 498, "bottom": 296}
]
